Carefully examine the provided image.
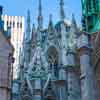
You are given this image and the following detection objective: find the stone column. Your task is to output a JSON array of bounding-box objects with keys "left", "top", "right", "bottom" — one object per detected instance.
[
  {"left": 77, "top": 32, "right": 95, "bottom": 100},
  {"left": 59, "top": 22, "right": 69, "bottom": 100},
  {"left": 58, "top": 68, "right": 67, "bottom": 100},
  {"left": 66, "top": 53, "right": 81, "bottom": 100},
  {"left": 34, "top": 79, "right": 42, "bottom": 100}
]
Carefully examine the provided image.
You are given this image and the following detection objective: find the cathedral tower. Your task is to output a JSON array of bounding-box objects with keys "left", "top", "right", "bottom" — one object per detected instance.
[
  {"left": 18, "top": 0, "right": 88, "bottom": 100},
  {"left": 77, "top": 32, "right": 95, "bottom": 100}
]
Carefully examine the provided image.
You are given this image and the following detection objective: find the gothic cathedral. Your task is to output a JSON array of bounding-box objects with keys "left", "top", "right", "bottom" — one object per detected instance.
[{"left": 14, "top": 0, "right": 98, "bottom": 100}]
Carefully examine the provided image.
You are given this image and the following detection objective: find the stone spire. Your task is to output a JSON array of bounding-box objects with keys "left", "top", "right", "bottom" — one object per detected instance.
[
  {"left": 60, "top": 0, "right": 65, "bottom": 20},
  {"left": 31, "top": 24, "right": 36, "bottom": 47},
  {"left": 32, "top": 23, "right": 36, "bottom": 33},
  {"left": 27, "top": 0, "right": 48, "bottom": 80},
  {"left": 66, "top": 14, "right": 78, "bottom": 53},
  {"left": 37, "top": 0, "right": 43, "bottom": 31},
  {"left": 48, "top": 14, "right": 54, "bottom": 33},
  {"left": 32, "top": 24, "right": 36, "bottom": 39},
  {"left": 71, "top": 14, "right": 78, "bottom": 32},
  {"left": 26, "top": 10, "right": 31, "bottom": 42},
  {"left": 36, "top": 0, "right": 43, "bottom": 47},
  {"left": 26, "top": 10, "right": 31, "bottom": 33},
  {"left": 23, "top": 10, "right": 31, "bottom": 71}
]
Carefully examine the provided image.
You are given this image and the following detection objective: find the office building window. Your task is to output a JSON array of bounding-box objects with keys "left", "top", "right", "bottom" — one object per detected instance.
[
  {"left": 7, "top": 21, "right": 9, "bottom": 27},
  {"left": 20, "top": 22, "right": 22, "bottom": 28},
  {"left": 13, "top": 22, "right": 15, "bottom": 28},
  {"left": 10, "top": 21, "right": 12, "bottom": 27},
  {"left": 17, "top": 22, "right": 19, "bottom": 28}
]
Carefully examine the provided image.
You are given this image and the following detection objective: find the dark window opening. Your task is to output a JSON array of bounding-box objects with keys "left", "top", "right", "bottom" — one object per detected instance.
[
  {"left": 7, "top": 21, "right": 9, "bottom": 27},
  {"left": 10, "top": 21, "right": 12, "bottom": 27},
  {"left": 17, "top": 22, "right": 19, "bottom": 28},
  {"left": 20, "top": 23, "right": 22, "bottom": 28},
  {"left": 13, "top": 22, "right": 15, "bottom": 28}
]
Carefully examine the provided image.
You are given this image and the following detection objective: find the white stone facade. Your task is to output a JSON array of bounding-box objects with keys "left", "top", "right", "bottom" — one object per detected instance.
[{"left": 2, "top": 15, "right": 25, "bottom": 79}]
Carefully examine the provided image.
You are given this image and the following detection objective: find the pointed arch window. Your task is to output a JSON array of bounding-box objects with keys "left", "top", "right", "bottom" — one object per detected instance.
[{"left": 47, "top": 46, "right": 59, "bottom": 78}]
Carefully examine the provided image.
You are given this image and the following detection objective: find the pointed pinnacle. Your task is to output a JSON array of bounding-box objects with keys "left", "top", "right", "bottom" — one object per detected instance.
[
  {"left": 48, "top": 14, "right": 54, "bottom": 33},
  {"left": 32, "top": 24, "right": 36, "bottom": 33},
  {"left": 27, "top": 10, "right": 30, "bottom": 22},
  {"left": 25, "top": 9, "right": 31, "bottom": 42},
  {"left": 26, "top": 9, "right": 31, "bottom": 33},
  {"left": 71, "top": 14, "right": 77, "bottom": 29},
  {"left": 37, "top": 0, "right": 43, "bottom": 31},
  {"left": 39, "top": 0, "right": 42, "bottom": 16},
  {"left": 60, "top": 0, "right": 65, "bottom": 20}
]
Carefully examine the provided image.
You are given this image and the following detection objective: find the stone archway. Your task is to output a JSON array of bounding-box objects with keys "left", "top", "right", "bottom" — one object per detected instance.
[{"left": 46, "top": 46, "right": 59, "bottom": 77}]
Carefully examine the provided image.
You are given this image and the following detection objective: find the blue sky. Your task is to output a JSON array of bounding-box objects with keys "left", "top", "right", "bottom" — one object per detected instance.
[{"left": 1, "top": 0, "right": 82, "bottom": 28}]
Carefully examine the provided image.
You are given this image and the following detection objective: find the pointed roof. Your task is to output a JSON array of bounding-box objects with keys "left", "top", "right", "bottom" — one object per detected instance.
[
  {"left": 70, "top": 14, "right": 79, "bottom": 36},
  {"left": 31, "top": 24, "right": 36, "bottom": 43},
  {"left": 32, "top": 24, "right": 36, "bottom": 33},
  {"left": 71, "top": 14, "right": 78, "bottom": 31},
  {"left": 25, "top": 10, "right": 31, "bottom": 42},
  {"left": 66, "top": 14, "right": 78, "bottom": 53},
  {"left": 26, "top": 10, "right": 31, "bottom": 33},
  {"left": 37, "top": 0, "right": 43, "bottom": 31},
  {"left": 31, "top": 24, "right": 36, "bottom": 40},
  {"left": 48, "top": 14, "right": 54, "bottom": 33},
  {"left": 31, "top": 24, "right": 36, "bottom": 48},
  {"left": 60, "top": 0, "right": 65, "bottom": 20}
]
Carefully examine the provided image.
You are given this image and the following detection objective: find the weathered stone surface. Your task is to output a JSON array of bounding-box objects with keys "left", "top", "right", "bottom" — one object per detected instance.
[
  {"left": 67, "top": 67, "right": 81, "bottom": 100},
  {"left": 80, "top": 54, "right": 95, "bottom": 100},
  {"left": 92, "top": 31, "right": 100, "bottom": 100},
  {"left": 0, "top": 31, "right": 14, "bottom": 100}
]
